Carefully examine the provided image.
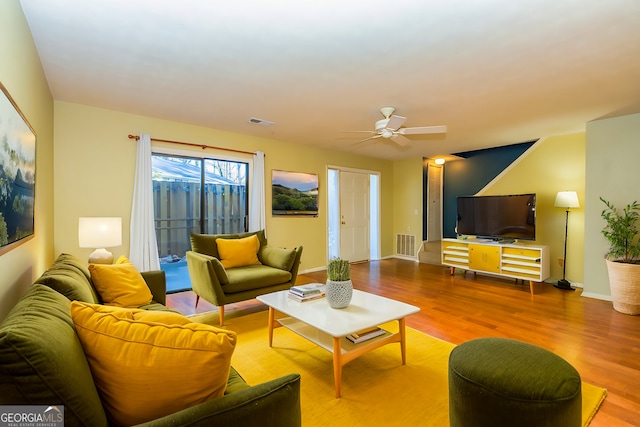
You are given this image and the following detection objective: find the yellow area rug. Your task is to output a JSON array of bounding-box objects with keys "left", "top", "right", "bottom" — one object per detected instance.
[{"left": 191, "top": 310, "right": 607, "bottom": 426}]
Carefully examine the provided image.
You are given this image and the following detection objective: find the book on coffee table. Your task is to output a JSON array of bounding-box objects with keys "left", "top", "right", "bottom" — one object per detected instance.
[
  {"left": 289, "top": 283, "right": 326, "bottom": 297},
  {"left": 288, "top": 292, "right": 325, "bottom": 303},
  {"left": 346, "top": 326, "right": 386, "bottom": 344}
]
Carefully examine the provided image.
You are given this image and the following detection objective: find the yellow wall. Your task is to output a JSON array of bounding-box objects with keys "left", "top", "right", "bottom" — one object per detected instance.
[
  {"left": 393, "top": 157, "right": 424, "bottom": 254},
  {"left": 0, "top": 0, "right": 55, "bottom": 321},
  {"left": 54, "top": 102, "right": 395, "bottom": 271},
  {"left": 480, "top": 133, "right": 586, "bottom": 283}
]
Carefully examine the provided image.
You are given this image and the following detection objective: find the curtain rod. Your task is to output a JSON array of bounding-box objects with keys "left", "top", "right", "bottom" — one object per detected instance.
[{"left": 127, "top": 134, "right": 258, "bottom": 156}]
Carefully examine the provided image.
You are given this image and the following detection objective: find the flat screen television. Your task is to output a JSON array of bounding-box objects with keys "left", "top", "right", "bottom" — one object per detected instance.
[{"left": 456, "top": 194, "right": 536, "bottom": 241}]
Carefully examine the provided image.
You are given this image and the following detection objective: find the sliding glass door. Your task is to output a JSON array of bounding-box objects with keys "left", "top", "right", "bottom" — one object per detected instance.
[{"left": 152, "top": 154, "right": 248, "bottom": 292}]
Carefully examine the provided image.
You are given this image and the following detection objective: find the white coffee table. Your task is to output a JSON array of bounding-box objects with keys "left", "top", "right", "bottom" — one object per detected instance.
[{"left": 256, "top": 289, "right": 420, "bottom": 397}]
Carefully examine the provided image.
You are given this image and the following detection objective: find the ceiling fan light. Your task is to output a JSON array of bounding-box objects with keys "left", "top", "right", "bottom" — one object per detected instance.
[
  {"left": 382, "top": 129, "right": 393, "bottom": 138},
  {"left": 380, "top": 107, "right": 395, "bottom": 118}
]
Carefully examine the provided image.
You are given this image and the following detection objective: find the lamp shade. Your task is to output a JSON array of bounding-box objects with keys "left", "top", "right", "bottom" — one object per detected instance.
[
  {"left": 554, "top": 191, "right": 580, "bottom": 209},
  {"left": 79, "top": 217, "right": 122, "bottom": 248}
]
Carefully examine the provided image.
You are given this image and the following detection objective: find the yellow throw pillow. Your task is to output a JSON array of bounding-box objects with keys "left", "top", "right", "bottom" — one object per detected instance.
[
  {"left": 216, "top": 234, "right": 262, "bottom": 269},
  {"left": 89, "top": 255, "right": 153, "bottom": 307},
  {"left": 70, "top": 301, "right": 237, "bottom": 426}
]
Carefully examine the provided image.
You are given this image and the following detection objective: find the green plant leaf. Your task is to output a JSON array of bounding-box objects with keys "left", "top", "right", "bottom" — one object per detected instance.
[
  {"left": 600, "top": 197, "right": 640, "bottom": 263},
  {"left": 327, "top": 257, "right": 351, "bottom": 281}
]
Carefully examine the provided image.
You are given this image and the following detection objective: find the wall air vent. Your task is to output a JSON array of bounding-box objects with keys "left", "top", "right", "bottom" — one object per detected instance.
[
  {"left": 248, "top": 117, "right": 275, "bottom": 126},
  {"left": 396, "top": 234, "right": 416, "bottom": 258}
]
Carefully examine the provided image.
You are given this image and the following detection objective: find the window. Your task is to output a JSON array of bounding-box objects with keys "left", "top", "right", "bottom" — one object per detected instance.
[{"left": 152, "top": 154, "right": 248, "bottom": 292}]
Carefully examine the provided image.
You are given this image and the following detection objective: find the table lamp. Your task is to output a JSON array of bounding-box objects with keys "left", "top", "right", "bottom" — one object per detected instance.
[
  {"left": 554, "top": 191, "right": 579, "bottom": 290},
  {"left": 78, "top": 217, "right": 122, "bottom": 264}
]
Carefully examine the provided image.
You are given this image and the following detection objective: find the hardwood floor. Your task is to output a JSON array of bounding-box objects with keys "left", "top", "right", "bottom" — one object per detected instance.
[{"left": 166, "top": 258, "right": 640, "bottom": 426}]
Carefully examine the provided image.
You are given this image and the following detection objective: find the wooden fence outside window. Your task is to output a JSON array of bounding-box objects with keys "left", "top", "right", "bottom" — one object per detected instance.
[{"left": 153, "top": 181, "right": 247, "bottom": 259}]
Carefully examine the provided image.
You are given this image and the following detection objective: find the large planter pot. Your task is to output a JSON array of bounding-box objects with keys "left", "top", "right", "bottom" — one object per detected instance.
[
  {"left": 606, "top": 259, "right": 640, "bottom": 315},
  {"left": 325, "top": 280, "right": 353, "bottom": 309}
]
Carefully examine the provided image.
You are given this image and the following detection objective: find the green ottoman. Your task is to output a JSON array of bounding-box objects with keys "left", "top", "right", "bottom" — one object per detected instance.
[{"left": 448, "top": 337, "right": 582, "bottom": 427}]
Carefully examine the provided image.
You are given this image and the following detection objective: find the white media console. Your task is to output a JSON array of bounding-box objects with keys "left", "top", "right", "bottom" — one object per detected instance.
[{"left": 441, "top": 238, "right": 550, "bottom": 295}]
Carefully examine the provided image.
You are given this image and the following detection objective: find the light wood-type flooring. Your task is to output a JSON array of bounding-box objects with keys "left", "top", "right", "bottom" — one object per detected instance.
[{"left": 166, "top": 258, "right": 640, "bottom": 426}]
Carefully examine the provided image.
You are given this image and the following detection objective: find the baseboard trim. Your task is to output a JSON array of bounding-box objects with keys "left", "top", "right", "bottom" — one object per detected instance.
[
  {"left": 580, "top": 292, "right": 613, "bottom": 302},
  {"left": 392, "top": 255, "right": 419, "bottom": 262}
]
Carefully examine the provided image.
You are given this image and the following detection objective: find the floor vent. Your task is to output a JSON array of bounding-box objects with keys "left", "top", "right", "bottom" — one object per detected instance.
[{"left": 396, "top": 234, "right": 416, "bottom": 257}]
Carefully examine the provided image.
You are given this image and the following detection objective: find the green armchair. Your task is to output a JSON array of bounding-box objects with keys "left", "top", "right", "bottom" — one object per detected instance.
[{"left": 187, "top": 230, "right": 303, "bottom": 325}]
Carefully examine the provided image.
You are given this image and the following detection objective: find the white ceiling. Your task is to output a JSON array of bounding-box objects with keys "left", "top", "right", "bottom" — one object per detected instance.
[{"left": 19, "top": 0, "right": 640, "bottom": 160}]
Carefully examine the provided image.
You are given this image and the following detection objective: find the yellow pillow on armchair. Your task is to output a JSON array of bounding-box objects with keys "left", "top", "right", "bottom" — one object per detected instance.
[
  {"left": 70, "top": 301, "right": 237, "bottom": 426},
  {"left": 216, "top": 234, "right": 262, "bottom": 268}
]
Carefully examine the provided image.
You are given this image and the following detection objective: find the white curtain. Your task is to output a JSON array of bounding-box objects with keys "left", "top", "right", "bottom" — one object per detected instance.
[
  {"left": 249, "top": 151, "right": 266, "bottom": 235},
  {"left": 129, "top": 134, "right": 160, "bottom": 271}
]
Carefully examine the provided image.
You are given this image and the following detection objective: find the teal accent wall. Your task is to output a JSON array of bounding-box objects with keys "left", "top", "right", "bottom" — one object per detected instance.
[{"left": 442, "top": 141, "right": 536, "bottom": 238}]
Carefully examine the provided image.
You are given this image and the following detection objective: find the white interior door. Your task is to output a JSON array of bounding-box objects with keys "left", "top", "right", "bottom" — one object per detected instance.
[{"left": 339, "top": 171, "right": 370, "bottom": 262}]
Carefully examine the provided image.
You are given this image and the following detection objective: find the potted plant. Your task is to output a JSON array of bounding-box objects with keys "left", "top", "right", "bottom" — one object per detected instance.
[
  {"left": 600, "top": 197, "right": 640, "bottom": 315},
  {"left": 326, "top": 258, "right": 353, "bottom": 309}
]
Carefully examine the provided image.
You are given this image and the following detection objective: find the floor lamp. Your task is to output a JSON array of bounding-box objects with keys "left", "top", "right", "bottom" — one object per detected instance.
[{"left": 554, "top": 191, "right": 579, "bottom": 290}]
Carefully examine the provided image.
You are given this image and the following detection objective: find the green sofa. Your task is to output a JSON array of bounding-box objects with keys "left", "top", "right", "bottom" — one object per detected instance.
[
  {"left": 0, "top": 253, "right": 301, "bottom": 427},
  {"left": 188, "top": 230, "right": 303, "bottom": 325}
]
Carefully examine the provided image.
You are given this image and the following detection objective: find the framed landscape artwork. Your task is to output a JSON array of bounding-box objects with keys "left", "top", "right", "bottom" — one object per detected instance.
[
  {"left": 272, "top": 170, "right": 318, "bottom": 216},
  {"left": 0, "top": 83, "right": 36, "bottom": 256}
]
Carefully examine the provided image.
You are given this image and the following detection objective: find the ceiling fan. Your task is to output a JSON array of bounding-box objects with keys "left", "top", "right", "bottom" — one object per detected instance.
[{"left": 350, "top": 107, "right": 447, "bottom": 147}]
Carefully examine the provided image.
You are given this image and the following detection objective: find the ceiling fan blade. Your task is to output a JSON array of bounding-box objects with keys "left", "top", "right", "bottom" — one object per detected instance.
[
  {"left": 338, "top": 130, "right": 377, "bottom": 133},
  {"left": 401, "top": 125, "right": 447, "bottom": 135},
  {"left": 392, "top": 134, "right": 411, "bottom": 147},
  {"left": 385, "top": 115, "right": 406, "bottom": 131},
  {"left": 336, "top": 130, "right": 377, "bottom": 140},
  {"left": 352, "top": 134, "right": 382, "bottom": 145}
]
